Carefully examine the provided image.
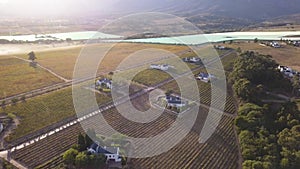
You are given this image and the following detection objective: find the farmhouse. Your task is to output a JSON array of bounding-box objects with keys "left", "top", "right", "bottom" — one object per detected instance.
[
  {"left": 150, "top": 64, "right": 169, "bottom": 71},
  {"left": 183, "top": 57, "right": 201, "bottom": 63},
  {"left": 215, "top": 45, "right": 226, "bottom": 50},
  {"left": 96, "top": 78, "right": 112, "bottom": 89},
  {"left": 165, "top": 95, "right": 187, "bottom": 108},
  {"left": 87, "top": 142, "right": 122, "bottom": 162},
  {"left": 278, "top": 65, "right": 298, "bottom": 78},
  {"left": 293, "top": 41, "right": 300, "bottom": 47},
  {"left": 270, "top": 41, "right": 281, "bottom": 48},
  {"left": 196, "top": 73, "right": 215, "bottom": 83}
]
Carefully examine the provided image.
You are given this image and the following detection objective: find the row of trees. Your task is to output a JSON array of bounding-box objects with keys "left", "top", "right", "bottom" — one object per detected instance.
[{"left": 231, "top": 51, "right": 300, "bottom": 169}]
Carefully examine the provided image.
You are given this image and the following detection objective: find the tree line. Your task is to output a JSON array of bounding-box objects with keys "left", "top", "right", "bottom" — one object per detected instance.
[{"left": 230, "top": 51, "right": 300, "bottom": 169}]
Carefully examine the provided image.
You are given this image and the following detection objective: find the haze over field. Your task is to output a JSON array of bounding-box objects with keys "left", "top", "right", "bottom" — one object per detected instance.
[{"left": 1, "top": 0, "right": 300, "bottom": 20}]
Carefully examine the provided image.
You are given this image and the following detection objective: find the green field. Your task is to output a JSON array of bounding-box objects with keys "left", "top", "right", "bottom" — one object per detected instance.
[{"left": 0, "top": 56, "right": 62, "bottom": 98}]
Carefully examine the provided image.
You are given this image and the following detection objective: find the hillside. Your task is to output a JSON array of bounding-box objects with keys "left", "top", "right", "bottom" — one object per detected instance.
[{"left": 112, "top": 0, "right": 300, "bottom": 21}]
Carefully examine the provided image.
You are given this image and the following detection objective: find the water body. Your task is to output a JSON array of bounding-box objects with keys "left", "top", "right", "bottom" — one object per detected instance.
[
  {"left": 1, "top": 31, "right": 300, "bottom": 45},
  {"left": 124, "top": 31, "right": 300, "bottom": 45},
  {"left": 0, "top": 31, "right": 122, "bottom": 41}
]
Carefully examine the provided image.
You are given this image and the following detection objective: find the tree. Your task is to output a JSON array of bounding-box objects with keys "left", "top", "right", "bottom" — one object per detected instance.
[
  {"left": 236, "top": 47, "right": 242, "bottom": 53},
  {"left": 233, "top": 78, "right": 254, "bottom": 101},
  {"left": 89, "top": 154, "right": 106, "bottom": 167},
  {"left": 85, "top": 128, "right": 96, "bottom": 148},
  {"left": 75, "top": 152, "right": 88, "bottom": 167},
  {"left": 28, "top": 51, "right": 37, "bottom": 62},
  {"left": 78, "top": 133, "right": 86, "bottom": 151},
  {"left": 280, "top": 158, "right": 290, "bottom": 168},
  {"left": 63, "top": 148, "right": 78, "bottom": 166},
  {"left": 292, "top": 75, "right": 300, "bottom": 96}
]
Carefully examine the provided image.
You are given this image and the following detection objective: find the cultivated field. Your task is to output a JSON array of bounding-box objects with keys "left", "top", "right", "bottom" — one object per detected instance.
[
  {"left": 0, "top": 56, "right": 62, "bottom": 98},
  {"left": 11, "top": 97, "right": 238, "bottom": 169},
  {"left": 2, "top": 87, "right": 112, "bottom": 142},
  {"left": 5, "top": 44, "right": 239, "bottom": 169}
]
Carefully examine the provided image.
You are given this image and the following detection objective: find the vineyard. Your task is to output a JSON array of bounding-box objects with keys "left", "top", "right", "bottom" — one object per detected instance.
[
  {"left": 160, "top": 76, "right": 237, "bottom": 114},
  {"left": 131, "top": 116, "right": 238, "bottom": 169},
  {"left": 10, "top": 93, "right": 238, "bottom": 169},
  {"left": 2, "top": 87, "right": 112, "bottom": 142}
]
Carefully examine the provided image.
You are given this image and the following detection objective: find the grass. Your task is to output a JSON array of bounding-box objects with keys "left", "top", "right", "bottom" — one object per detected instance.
[
  {"left": 0, "top": 56, "right": 63, "bottom": 98},
  {"left": 133, "top": 69, "right": 172, "bottom": 86},
  {"left": 2, "top": 86, "right": 111, "bottom": 142},
  {"left": 223, "top": 42, "right": 300, "bottom": 71}
]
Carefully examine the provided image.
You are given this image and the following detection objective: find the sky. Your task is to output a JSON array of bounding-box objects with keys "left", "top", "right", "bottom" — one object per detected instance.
[{"left": 0, "top": 0, "right": 120, "bottom": 18}]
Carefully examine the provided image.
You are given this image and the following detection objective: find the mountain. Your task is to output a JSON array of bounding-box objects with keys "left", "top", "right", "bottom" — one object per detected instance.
[{"left": 111, "top": 0, "right": 300, "bottom": 21}]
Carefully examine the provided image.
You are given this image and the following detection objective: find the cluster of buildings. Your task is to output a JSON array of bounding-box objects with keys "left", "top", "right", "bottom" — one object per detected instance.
[
  {"left": 95, "top": 78, "right": 112, "bottom": 90},
  {"left": 87, "top": 142, "right": 122, "bottom": 162}
]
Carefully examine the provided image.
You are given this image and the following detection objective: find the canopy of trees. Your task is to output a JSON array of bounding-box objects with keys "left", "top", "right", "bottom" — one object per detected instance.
[{"left": 231, "top": 51, "right": 300, "bottom": 169}]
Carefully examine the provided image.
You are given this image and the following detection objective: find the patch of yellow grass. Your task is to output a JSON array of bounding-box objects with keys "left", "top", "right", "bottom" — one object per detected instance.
[
  {"left": 0, "top": 56, "right": 62, "bottom": 98},
  {"left": 13, "top": 43, "right": 189, "bottom": 79}
]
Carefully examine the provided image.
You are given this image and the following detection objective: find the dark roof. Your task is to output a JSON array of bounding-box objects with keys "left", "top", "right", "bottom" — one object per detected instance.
[
  {"left": 90, "top": 143, "right": 98, "bottom": 150},
  {"left": 90, "top": 143, "right": 118, "bottom": 154},
  {"left": 98, "top": 78, "right": 111, "bottom": 84},
  {"left": 199, "top": 73, "right": 209, "bottom": 78},
  {"left": 96, "top": 147, "right": 112, "bottom": 154},
  {"left": 105, "top": 147, "right": 119, "bottom": 154},
  {"left": 166, "top": 95, "right": 184, "bottom": 104}
]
